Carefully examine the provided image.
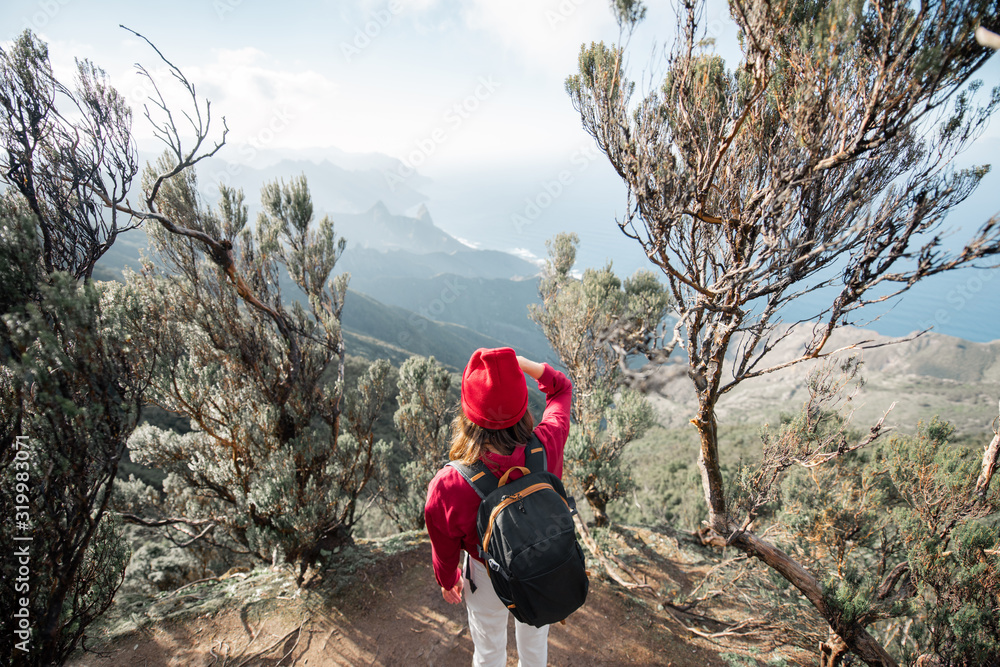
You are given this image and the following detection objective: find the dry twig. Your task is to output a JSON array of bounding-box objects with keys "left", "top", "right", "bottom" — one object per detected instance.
[
  {"left": 163, "top": 576, "right": 222, "bottom": 599},
  {"left": 573, "top": 516, "right": 654, "bottom": 591},
  {"left": 234, "top": 622, "right": 306, "bottom": 667}
]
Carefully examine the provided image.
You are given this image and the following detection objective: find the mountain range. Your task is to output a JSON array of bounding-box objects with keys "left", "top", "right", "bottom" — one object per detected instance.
[
  {"left": 94, "top": 152, "right": 999, "bottom": 433},
  {"left": 140, "top": 150, "right": 430, "bottom": 216},
  {"left": 94, "top": 186, "right": 552, "bottom": 369}
]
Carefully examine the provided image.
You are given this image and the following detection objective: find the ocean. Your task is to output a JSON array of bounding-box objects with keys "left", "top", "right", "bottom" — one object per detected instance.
[{"left": 424, "top": 153, "right": 1000, "bottom": 344}]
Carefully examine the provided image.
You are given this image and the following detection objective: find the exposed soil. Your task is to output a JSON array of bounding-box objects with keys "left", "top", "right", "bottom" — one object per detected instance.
[{"left": 68, "top": 530, "right": 812, "bottom": 666}]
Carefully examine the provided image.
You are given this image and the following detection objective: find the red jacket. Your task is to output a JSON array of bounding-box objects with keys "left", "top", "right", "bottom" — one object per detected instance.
[{"left": 424, "top": 364, "right": 572, "bottom": 590}]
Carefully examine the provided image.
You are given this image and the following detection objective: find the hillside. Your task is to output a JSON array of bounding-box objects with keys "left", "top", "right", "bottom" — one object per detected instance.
[
  {"left": 648, "top": 324, "right": 1000, "bottom": 434},
  {"left": 340, "top": 289, "right": 509, "bottom": 370},
  {"left": 346, "top": 274, "right": 551, "bottom": 363},
  {"left": 93, "top": 253, "right": 549, "bottom": 370},
  {"left": 93, "top": 222, "right": 999, "bottom": 432},
  {"left": 88, "top": 195, "right": 998, "bottom": 433},
  {"left": 338, "top": 245, "right": 539, "bottom": 281},
  {"left": 331, "top": 201, "right": 552, "bottom": 361}
]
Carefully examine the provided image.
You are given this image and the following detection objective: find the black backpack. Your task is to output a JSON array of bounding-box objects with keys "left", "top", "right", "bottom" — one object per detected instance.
[{"left": 448, "top": 434, "right": 589, "bottom": 627}]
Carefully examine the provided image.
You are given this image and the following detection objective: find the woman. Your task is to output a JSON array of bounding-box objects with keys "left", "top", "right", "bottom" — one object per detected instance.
[{"left": 424, "top": 347, "right": 572, "bottom": 667}]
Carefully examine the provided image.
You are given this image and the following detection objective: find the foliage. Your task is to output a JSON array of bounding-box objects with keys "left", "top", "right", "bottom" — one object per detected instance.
[
  {"left": 729, "top": 357, "right": 870, "bottom": 533},
  {"left": 720, "top": 653, "right": 790, "bottom": 667},
  {"left": 609, "top": 0, "right": 647, "bottom": 30},
  {"left": 530, "top": 232, "right": 668, "bottom": 525},
  {"left": 117, "top": 525, "right": 209, "bottom": 596},
  {"left": 0, "top": 30, "right": 139, "bottom": 280},
  {"left": 118, "top": 167, "right": 392, "bottom": 583},
  {"left": 728, "top": 414, "right": 999, "bottom": 664},
  {"left": 0, "top": 29, "right": 164, "bottom": 664},
  {"left": 0, "top": 209, "right": 149, "bottom": 665},
  {"left": 343, "top": 355, "right": 400, "bottom": 456},
  {"left": 877, "top": 422, "right": 1000, "bottom": 664},
  {"left": 568, "top": 0, "right": 1000, "bottom": 661},
  {"left": 613, "top": 424, "right": 762, "bottom": 531},
  {"left": 376, "top": 355, "right": 453, "bottom": 531}
]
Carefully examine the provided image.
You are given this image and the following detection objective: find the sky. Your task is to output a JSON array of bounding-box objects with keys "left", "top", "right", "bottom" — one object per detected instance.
[
  {"left": 0, "top": 0, "right": 748, "bottom": 273},
  {"left": 2, "top": 0, "right": 1000, "bottom": 341},
  {"left": 3, "top": 0, "right": 678, "bottom": 166}
]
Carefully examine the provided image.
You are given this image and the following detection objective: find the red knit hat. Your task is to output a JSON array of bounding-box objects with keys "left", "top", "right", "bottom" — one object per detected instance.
[{"left": 461, "top": 347, "right": 528, "bottom": 430}]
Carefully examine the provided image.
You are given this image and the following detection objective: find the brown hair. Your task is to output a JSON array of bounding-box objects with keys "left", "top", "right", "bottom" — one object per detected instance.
[{"left": 449, "top": 409, "right": 535, "bottom": 466}]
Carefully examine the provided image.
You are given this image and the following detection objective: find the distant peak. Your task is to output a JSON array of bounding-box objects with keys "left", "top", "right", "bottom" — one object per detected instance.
[
  {"left": 370, "top": 200, "right": 391, "bottom": 218},
  {"left": 415, "top": 203, "right": 432, "bottom": 222}
]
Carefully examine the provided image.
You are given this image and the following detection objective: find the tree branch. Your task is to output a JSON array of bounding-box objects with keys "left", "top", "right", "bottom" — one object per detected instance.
[
  {"left": 975, "top": 405, "right": 1000, "bottom": 498},
  {"left": 731, "top": 529, "right": 899, "bottom": 666}
]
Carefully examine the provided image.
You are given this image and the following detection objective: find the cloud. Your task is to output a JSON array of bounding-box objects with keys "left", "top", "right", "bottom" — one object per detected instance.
[
  {"left": 461, "top": 0, "right": 617, "bottom": 75},
  {"left": 15, "top": 6, "right": 620, "bottom": 174},
  {"left": 509, "top": 247, "right": 545, "bottom": 267},
  {"left": 115, "top": 46, "right": 360, "bottom": 162},
  {"left": 386, "top": 0, "right": 441, "bottom": 11}
]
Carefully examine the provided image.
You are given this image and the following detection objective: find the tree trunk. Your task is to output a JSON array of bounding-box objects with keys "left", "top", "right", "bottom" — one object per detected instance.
[
  {"left": 694, "top": 391, "right": 727, "bottom": 527},
  {"left": 585, "top": 487, "right": 609, "bottom": 527},
  {"left": 975, "top": 424, "right": 999, "bottom": 497},
  {"left": 692, "top": 389, "right": 898, "bottom": 666},
  {"left": 820, "top": 633, "right": 850, "bottom": 667},
  {"left": 729, "top": 516, "right": 898, "bottom": 665}
]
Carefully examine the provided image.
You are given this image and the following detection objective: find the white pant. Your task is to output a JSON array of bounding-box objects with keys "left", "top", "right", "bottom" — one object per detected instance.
[{"left": 463, "top": 555, "right": 549, "bottom": 667}]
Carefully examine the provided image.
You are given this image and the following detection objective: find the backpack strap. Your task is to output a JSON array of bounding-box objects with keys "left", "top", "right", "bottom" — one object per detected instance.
[
  {"left": 523, "top": 433, "right": 547, "bottom": 473},
  {"left": 446, "top": 459, "right": 496, "bottom": 500},
  {"left": 446, "top": 432, "right": 548, "bottom": 499}
]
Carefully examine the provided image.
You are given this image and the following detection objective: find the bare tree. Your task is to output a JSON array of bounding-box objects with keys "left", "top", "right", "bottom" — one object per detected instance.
[
  {"left": 567, "top": 0, "right": 1000, "bottom": 663},
  {"left": 0, "top": 31, "right": 139, "bottom": 280}
]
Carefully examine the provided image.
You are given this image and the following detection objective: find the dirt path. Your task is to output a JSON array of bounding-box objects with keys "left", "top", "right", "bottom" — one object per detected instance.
[{"left": 70, "top": 533, "right": 807, "bottom": 666}]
